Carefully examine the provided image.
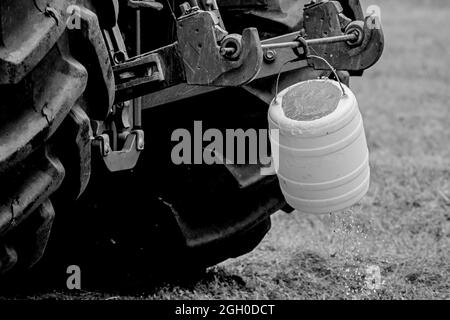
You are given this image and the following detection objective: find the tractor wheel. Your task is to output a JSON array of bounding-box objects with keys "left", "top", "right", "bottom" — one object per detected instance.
[
  {"left": 0, "top": 1, "right": 286, "bottom": 289},
  {"left": 0, "top": 0, "right": 113, "bottom": 282}
]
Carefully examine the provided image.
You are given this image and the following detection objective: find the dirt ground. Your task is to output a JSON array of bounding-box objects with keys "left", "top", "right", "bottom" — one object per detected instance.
[{"left": 3, "top": 0, "right": 450, "bottom": 300}]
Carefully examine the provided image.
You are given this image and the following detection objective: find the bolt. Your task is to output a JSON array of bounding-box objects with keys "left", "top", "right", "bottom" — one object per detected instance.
[
  {"left": 346, "top": 30, "right": 362, "bottom": 46},
  {"left": 264, "top": 49, "right": 277, "bottom": 63},
  {"left": 179, "top": 2, "right": 191, "bottom": 15},
  {"left": 220, "top": 47, "right": 235, "bottom": 56},
  {"left": 114, "top": 51, "right": 127, "bottom": 64}
]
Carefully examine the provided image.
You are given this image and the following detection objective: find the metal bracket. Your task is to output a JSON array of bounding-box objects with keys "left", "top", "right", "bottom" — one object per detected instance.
[
  {"left": 95, "top": 134, "right": 112, "bottom": 157},
  {"left": 95, "top": 130, "right": 145, "bottom": 172},
  {"left": 177, "top": 9, "right": 263, "bottom": 86},
  {"left": 111, "top": 0, "right": 383, "bottom": 107},
  {"left": 113, "top": 53, "right": 165, "bottom": 97},
  {"left": 303, "top": 1, "right": 384, "bottom": 71}
]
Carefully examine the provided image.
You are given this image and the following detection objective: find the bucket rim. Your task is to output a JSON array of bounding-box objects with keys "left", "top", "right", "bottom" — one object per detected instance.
[{"left": 269, "top": 79, "right": 358, "bottom": 137}]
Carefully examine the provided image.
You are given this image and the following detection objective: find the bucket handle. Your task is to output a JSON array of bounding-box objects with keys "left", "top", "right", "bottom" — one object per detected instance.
[{"left": 274, "top": 39, "right": 346, "bottom": 103}]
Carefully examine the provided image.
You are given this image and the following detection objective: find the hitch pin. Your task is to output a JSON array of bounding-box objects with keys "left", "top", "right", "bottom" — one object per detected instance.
[{"left": 261, "top": 33, "right": 359, "bottom": 50}]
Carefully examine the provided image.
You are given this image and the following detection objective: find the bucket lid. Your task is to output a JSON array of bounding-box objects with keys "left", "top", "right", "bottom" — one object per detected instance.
[
  {"left": 269, "top": 79, "right": 358, "bottom": 137},
  {"left": 282, "top": 80, "right": 342, "bottom": 121}
]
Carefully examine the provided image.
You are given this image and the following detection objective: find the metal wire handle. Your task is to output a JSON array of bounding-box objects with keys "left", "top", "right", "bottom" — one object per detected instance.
[
  {"left": 274, "top": 53, "right": 346, "bottom": 104},
  {"left": 307, "top": 54, "right": 346, "bottom": 95}
]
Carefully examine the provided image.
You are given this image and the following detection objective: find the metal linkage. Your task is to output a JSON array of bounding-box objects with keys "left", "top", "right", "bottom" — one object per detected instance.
[
  {"left": 260, "top": 33, "right": 359, "bottom": 51},
  {"left": 110, "top": 0, "right": 383, "bottom": 109},
  {"left": 127, "top": 0, "right": 163, "bottom": 10}
]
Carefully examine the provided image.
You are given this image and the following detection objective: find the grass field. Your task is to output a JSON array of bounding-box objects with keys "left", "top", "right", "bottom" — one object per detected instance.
[{"left": 6, "top": 0, "right": 450, "bottom": 300}]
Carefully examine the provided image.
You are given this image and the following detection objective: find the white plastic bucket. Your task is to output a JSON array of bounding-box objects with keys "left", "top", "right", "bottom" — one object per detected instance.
[{"left": 268, "top": 79, "right": 370, "bottom": 214}]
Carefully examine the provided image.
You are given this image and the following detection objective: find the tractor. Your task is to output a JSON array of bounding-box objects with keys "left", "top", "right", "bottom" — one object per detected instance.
[{"left": 0, "top": 0, "right": 383, "bottom": 286}]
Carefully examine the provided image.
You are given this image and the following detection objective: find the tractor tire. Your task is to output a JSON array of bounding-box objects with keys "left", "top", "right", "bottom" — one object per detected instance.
[
  {"left": 0, "top": 0, "right": 113, "bottom": 281},
  {"left": 0, "top": 1, "right": 287, "bottom": 289}
]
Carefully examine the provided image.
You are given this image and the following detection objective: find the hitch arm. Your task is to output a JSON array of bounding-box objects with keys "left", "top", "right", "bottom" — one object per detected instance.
[
  {"left": 113, "top": 1, "right": 383, "bottom": 106},
  {"left": 256, "top": 1, "right": 384, "bottom": 79}
]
